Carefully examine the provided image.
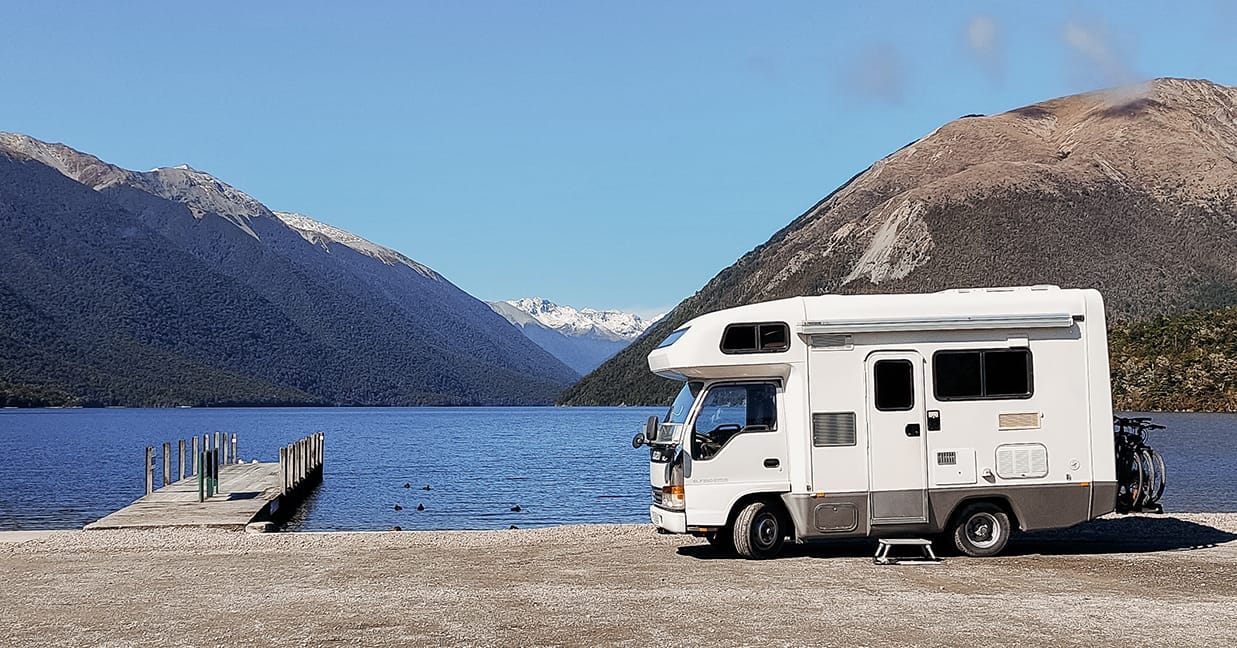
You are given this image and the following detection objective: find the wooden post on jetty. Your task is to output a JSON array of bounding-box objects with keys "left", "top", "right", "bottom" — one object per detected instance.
[
  {"left": 279, "top": 432, "right": 324, "bottom": 496},
  {"left": 145, "top": 446, "right": 154, "bottom": 495},
  {"left": 231, "top": 434, "right": 238, "bottom": 464},
  {"left": 192, "top": 436, "right": 199, "bottom": 477},
  {"left": 162, "top": 442, "right": 172, "bottom": 487},
  {"left": 178, "top": 440, "right": 186, "bottom": 481}
]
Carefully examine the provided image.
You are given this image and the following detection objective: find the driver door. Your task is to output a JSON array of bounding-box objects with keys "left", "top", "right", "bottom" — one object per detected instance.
[{"left": 682, "top": 382, "right": 790, "bottom": 527}]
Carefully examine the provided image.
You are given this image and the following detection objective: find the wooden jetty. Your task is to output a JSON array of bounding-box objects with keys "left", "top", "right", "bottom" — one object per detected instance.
[{"left": 86, "top": 433, "right": 323, "bottom": 531}]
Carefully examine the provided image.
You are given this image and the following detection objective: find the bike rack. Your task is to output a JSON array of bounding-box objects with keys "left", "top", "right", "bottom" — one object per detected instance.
[{"left": 1114, "top": 416, "right": 1168, "bottom": 514}]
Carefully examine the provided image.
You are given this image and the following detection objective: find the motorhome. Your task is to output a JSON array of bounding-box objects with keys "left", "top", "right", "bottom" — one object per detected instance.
[{"left": 636, "top": 286, "right": 1117, "bottom": 559}]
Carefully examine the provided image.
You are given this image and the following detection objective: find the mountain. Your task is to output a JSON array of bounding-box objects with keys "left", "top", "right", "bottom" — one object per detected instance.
[
  {"left": 0, "top": 133, "right": 577, "bottom": 406},
  {"left": 561, "top": 78, "right": 1237, "bottom": 407},
  {"left": 488, "top": 298, "right": 659, "bottom": 374}
]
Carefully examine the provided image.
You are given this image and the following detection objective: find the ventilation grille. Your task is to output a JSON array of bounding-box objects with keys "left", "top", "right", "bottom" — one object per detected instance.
[
  {"left": 999, "top": 412, "right": 1041, "bottom": 430},
  {"left": 996, "top": 444, "right": 1049, "bottom": 478},
  {"left": 809, "top": 334, "right": 852, "bottom": 349},
  {"left": 812, "top": 412, "right": 856, "bottom": 447},
  {"left": 936, "top": 451, "right": 957, "bottom": 466}
]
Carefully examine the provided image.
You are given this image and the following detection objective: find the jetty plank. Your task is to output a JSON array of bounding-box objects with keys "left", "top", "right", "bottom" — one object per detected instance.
[{"left": 85, "top": 462, "right": 282, "bottom": 531}]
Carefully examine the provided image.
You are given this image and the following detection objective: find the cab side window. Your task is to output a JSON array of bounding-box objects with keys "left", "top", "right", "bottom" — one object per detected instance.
[{"left": 692, "top": 383, "right": 778, "bottom": 460}]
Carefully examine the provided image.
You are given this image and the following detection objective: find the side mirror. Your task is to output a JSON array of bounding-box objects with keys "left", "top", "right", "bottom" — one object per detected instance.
[
  {"left": 632, "top": 432, "right": 646, "bottom": 449},
  {"left": 644, "top": 416, "right": 659, "bottom": 441}
]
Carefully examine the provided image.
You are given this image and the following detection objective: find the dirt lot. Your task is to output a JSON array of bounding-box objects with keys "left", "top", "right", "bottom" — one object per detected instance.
[{"left": 2, "top": 513, "right": 1235, "bottom": 647}]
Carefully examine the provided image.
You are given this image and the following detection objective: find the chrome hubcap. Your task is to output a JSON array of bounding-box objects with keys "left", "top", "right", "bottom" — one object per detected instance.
[{"left": 966, "top": 512, "right": 1001, "bottom": 549}]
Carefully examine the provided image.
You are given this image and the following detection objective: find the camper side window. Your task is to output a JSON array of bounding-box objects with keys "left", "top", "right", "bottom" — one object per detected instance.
[
  {"left": 720, "top": 323, "right": 789, "bottom": 354},
  {"left": 874, "top": 360, "right": 914, "bottom": 411},
  {"left": 933, "top": 349, "right": 1033, "bottom": 400}
]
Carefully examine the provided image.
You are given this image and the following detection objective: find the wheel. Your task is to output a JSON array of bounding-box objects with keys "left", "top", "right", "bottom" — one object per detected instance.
[
  {"left": 951, "top": 502, "right": 1011, "bottom": 557},
  {"left": 705, "top": 529, "right": 734, "bottom": 554},
  {"left": 1135, "top": 450, "right": 1156, "bottom": 509},
  {"left": 1117, "top": 451, "right": 1143, "bottom": 513},
  {"left": 732, "top": 500, "right": 787, "bottom": 559},
  {"left": 1148, "top": 449, "right": 1167, "bottom": 504},
  {"left": 1139, "top": 449, "right": 1164, "bottom": 505}
]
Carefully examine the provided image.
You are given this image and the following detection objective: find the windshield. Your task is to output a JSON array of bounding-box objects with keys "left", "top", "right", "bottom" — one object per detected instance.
[{"left": 665, "top": 381, "right": 703, "bottom": 425}]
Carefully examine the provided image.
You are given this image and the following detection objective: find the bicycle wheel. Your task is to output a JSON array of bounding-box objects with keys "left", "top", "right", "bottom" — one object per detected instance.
[
  {"left": 1117, "top": 450, "right": 1143, "bottom": 513},
  {"left": 1136, "top": 450, "right": 1155, "bottom": 509},
  {"left": 1147, "top": 449, "right": 1167, "bottom": 504}
]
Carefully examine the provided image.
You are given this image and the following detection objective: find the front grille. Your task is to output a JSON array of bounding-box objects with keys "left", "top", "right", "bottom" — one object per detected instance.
[{"left": 651, "top": 487, "right": 664, "bottom": 506}]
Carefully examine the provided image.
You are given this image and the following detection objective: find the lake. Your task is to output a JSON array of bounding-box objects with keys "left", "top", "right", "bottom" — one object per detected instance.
[{"left": 0, "top": 408, "right": 1233, "bottom": 531}]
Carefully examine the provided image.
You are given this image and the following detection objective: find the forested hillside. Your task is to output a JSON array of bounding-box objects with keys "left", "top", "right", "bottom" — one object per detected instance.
[
  {"left": 1110, "top": 306, "right": 1237, "bottom": 412},
  {"left": 0, "top": 135, "right": 576, "bottom": 407}
]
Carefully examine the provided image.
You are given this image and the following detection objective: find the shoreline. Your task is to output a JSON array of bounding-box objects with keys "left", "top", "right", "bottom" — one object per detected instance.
[
  {"left": 5, "top": 508, "right": 1237, "bottom": 536},
  {"left": 3, "top": 514, "right": 1235, "bottom": 646}
]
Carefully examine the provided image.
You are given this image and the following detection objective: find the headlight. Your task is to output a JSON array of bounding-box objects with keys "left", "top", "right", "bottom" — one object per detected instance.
[{"left": 660, "top": 484, "right": 685, "bottom": 511}]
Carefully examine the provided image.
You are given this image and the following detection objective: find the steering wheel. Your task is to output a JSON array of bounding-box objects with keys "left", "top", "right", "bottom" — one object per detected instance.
[{"left": 694, "top": 424, "right": 741, "bottom": 458}]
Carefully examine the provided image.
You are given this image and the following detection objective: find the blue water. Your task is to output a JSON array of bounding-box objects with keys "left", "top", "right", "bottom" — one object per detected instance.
[
  {"left": 0, "top": 408, "right": 1232, "bottom": 531},
  {"left": 0, "top": 407, "right": 661, "bottom": 531}
]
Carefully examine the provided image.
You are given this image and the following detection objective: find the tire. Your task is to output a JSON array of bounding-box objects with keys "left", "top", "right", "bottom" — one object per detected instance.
[
  {"left": 1149, "top": 450, "right": 1167, "bottom": 504},
  {"left": 732, "top": 500, "right": 787, "bottom": 560},
  {"left": 951, "top": 502, "right": 1012, "bottom": 557},
  {"left": 1136, "top": 450, "right": 1156, "bottom": 509},
  {"left": 1117, "top": 452, "right": 1143, "bottom": 513}
]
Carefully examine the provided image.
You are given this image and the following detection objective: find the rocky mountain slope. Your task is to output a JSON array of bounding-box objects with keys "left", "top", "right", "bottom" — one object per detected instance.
[
  {"left": 0, "top": 133, "right": 577, "bottom": 406},
  {"left": 561, "top": 78, "right": 1237, "bottom": 406},
  {"left": 488, "top": 298, "right": 658, "bottom": 374}
]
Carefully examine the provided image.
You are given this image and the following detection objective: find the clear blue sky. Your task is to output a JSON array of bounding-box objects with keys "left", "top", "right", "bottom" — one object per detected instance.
[{"left": 2, "top": 2, "right": 1234, "bottom": 316}]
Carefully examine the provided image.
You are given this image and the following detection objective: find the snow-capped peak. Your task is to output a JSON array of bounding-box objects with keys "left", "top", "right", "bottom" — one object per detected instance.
[
  {"left": 274, "top": 211, "right": 440, "bottom": 278},
  {"left": 497, "top": 297, "right": 659, "bottom": 341},
  {"left": 0, "top": 131, "right": 134, "bottom": 189}
]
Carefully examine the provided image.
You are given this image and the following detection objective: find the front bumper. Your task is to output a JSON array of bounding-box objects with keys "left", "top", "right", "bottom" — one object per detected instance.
[{"left": 649, "top": 505, "right": 686, "bottom": 533}]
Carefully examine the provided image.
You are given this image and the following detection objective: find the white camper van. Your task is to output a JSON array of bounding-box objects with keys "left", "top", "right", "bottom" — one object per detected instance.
[{"left": 637, "top": 286, "right": 1117, "bottom": 559}]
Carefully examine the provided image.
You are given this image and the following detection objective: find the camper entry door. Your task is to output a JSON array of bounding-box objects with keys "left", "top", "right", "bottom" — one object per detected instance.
[{"left": 865, "top": 351, "right": 929, "bottom": 523}]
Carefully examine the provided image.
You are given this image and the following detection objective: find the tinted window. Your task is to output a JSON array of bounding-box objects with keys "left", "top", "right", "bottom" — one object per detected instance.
[
  {"left": 934, "top": 349, "right": 1033, "bottom": 400},
  {"left": 935, "top": 351, "right": 982, "bottom": 399},
  {"left": 721, "top": 325, "right": 757, "bottom": 352},
  {"left": 759, "top": 325, "right": 788, "bottom": 351},
  {"left": 984, "top": 350, "right": 1031, "bottom": 397},
  {"left": 721, "top": 322, "right": 789, "bottom": 354},
  {"left": 874, "top": 360, "right": 914, "bottom": 411}
]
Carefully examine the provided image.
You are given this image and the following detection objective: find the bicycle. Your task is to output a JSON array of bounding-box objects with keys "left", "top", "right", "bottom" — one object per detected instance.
[{"left": 1113, "top": 416, "right": 1167, "bottom": 513}]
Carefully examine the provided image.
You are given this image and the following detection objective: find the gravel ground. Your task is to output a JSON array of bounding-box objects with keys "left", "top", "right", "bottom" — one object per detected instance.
[{"left": 2, "top": 513, "right": 1235, "bottom": 647}]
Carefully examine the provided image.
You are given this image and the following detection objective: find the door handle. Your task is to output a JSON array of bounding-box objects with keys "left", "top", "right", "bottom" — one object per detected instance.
[
  {"left": 905, "top": 423, "right": 921, "bottom": 437},
  {"left": 763, "top": 458, "right": 780, "bottom": 468}
]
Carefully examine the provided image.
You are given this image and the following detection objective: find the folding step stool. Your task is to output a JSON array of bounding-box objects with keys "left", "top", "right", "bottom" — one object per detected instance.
[{"left": 873, "top": 538, "right": 940, "bottom": 565}]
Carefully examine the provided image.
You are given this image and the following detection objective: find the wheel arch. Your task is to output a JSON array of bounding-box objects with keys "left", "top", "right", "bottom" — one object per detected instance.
[
  {"left": 726, "top": 491, "right": 792, "bottom": 530},
  {"left": 942, "top": 495, "right": 1022, "bottom": 533}
]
